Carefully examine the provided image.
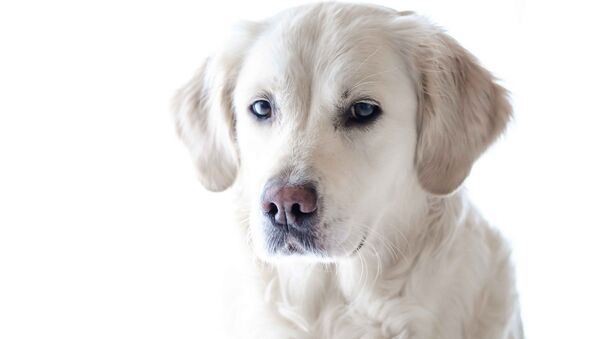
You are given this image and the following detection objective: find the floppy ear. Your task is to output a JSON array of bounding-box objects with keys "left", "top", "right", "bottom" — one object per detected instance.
[
  {"left": 413, "top": 29, "right": 512, "bottom": 195},
  {"left": 172, "top": 23, "right": 261, "bottom": 191}
]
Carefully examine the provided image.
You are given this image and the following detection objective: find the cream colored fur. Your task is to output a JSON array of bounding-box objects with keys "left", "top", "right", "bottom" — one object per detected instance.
[{"left": 173, "top": 3, "right": 522, "bottom": 338}]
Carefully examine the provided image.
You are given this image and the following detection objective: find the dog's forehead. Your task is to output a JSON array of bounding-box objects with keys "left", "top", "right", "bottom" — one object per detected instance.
[
  {"left": 277, "top": 11, "right": 392, "bottom": 80},
  {"left": 239, "top": 7, "right": 399, "bottom": 119}
]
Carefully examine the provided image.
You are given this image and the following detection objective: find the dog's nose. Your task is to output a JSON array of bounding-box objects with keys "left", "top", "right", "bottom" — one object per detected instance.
[{"left": 261, "top": 182, "right": 318, "bottom": 229}]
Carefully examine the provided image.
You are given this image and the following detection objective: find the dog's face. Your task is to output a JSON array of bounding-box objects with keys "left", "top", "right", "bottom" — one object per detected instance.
[
  {"left": 233, "top": 26, "right": 419, "bottom": 260},
  {"left": 173, "top": 3, "right": 510, "bottom": 262}
]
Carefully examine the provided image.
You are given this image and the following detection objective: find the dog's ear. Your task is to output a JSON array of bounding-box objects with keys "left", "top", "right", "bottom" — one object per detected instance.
[
  {"left": 412, "top": 29, "right": 512, "bottom": 195},
  {"left": 172, "top": 23, "right": 261, "bottom": 191}
]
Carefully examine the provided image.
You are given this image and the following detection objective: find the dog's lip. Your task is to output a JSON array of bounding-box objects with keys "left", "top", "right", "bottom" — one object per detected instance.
[{"left": 352, "top": 232, "right": 368, "bottom": 255}]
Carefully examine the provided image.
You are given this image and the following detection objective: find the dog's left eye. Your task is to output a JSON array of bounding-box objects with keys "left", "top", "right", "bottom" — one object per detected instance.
[
  {"left": 349, "top": 101, "right": 381, "bottom": 123},
  {"left": 250, "top": 100, "right": 272, "bottom": 119}
]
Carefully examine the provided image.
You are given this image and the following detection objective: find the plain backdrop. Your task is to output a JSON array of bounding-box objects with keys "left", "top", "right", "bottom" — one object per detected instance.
[{"left": 1, "top": 0, "right": 599, "bottom": 338}]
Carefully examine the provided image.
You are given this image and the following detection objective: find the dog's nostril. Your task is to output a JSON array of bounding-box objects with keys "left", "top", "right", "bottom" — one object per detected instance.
[
  {"left": 290, "top": 203, "right": 314, "bottom": 216},
  {"left": 291, "top": 203, "right": 301, "bottom": 216},
  {"left": 268, "top": 203, "right": 278, "bottom": 216}
]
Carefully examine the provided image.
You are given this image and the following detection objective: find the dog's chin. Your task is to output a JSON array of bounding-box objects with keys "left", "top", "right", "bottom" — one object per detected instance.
[
  {"left": 258, "top": 249, "right": 344, "bottom": 264},
  {"left": 254, "top": 238, "right": 328, "bottom": 263},
  {"left": 254, "top": 229, "right": 367, "bottom": 264}
]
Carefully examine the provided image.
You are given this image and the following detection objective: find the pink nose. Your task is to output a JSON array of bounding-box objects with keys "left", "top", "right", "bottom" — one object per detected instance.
[{"left": 261, "top": 182, "right": 318, "bottom": 228}]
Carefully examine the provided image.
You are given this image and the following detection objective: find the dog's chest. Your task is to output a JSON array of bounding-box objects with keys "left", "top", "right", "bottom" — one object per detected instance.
[{"left": 256, "top": 264, "right": 428, "bottom": 339}]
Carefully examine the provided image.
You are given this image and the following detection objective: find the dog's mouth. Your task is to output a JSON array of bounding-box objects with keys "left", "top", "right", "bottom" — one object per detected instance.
[
  {"left": 262, "top": 220, "right": 370, "bottom": 259},
  {"left": 264, "top": 222, "right": 323, "bottom": 256}
]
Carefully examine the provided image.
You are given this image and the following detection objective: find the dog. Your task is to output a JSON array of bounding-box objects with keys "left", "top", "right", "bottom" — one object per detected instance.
[{"left": 172, "top": 3, "right": 522, "bottom": 338}]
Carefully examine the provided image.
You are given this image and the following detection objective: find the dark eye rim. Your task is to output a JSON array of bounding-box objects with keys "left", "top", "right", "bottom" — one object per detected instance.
[{"left": 249, "top": 99, "right": 272, "bottom": 120}]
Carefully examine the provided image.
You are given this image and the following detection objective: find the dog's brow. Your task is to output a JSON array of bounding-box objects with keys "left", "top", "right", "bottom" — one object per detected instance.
[{"left": 342, "top": 89, "right": 350, "bottom": 99}]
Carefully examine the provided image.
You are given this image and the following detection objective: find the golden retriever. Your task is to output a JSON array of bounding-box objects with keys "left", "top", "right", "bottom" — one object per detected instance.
[{"left": 173, "top": 3, "right": 522, "bottom": 338}]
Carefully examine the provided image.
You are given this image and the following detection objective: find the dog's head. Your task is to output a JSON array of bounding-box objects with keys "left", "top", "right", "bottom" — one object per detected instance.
[{"left": 173, "top": 3, "right": 510, "bottom": 262}]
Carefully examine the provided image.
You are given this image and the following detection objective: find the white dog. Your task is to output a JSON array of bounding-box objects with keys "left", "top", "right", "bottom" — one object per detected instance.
[{"left": 173, "top": 3, "right": 522, "bottom": 338}]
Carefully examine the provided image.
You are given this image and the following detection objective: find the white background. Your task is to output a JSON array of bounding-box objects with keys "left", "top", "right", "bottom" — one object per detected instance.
[{"left": 1, "top": 0, "right": 599, "bottom": 338}]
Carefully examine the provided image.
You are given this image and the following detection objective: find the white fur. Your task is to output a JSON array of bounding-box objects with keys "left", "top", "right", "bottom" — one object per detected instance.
[{"left": 173, "top": 3, "right": 522, "bottom": 338}]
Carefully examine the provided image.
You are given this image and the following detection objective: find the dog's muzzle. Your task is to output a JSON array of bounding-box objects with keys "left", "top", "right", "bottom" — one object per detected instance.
[{"left": 260, "top": 179, "right": 321, "bottom": 254}]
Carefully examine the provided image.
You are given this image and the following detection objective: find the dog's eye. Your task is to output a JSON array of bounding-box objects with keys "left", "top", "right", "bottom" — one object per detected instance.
[
  {"left": 250, "top": 100, "right": 272, "bottom": 119},
  {"left": 349, "top": 102, "right": 381, "bottom": 123}
]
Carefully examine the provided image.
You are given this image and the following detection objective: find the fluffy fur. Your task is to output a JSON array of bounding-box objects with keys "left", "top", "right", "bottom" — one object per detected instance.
[{"left": 173, "top": 3, "right": 522, "bottom": 338}]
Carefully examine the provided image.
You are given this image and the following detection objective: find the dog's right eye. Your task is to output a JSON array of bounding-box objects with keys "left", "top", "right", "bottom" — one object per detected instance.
[{"left": 250, "top": 100, "right": 272, "bottom": 119}]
